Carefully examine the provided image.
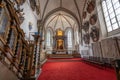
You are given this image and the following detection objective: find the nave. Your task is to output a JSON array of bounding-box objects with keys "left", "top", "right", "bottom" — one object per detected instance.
[
  {"left": 38, "top": 58, "right": 116, "bottom": 80},
  {"left": 0, "top": 0, "right": 120, "bottom": 80}
]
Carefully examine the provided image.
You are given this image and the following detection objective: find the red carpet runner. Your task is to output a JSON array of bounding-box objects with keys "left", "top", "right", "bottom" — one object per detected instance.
[{"left": 38, "top": 58, "right": 116, "bottom": 80}]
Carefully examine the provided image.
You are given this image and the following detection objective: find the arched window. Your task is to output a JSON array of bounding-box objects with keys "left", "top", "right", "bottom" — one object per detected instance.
[
  {"left": 102, "top": 0, "right": 120, "bottom": 32},
  {"left": 76, "top": 31, "right": 79, "bottom": 44},
  {"left": 67, "top": 30, "right": 72, "bottom": 48},
  {"left": 46, "top": 31, "right": 51, "bottom": 47}
]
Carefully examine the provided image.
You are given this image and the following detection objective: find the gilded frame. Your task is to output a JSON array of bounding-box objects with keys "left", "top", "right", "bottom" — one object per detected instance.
[
  {"left": 16, "top": 39, "right": 23, "bottom": 64},
  {"left": 8, "top": 26, "right": 18, "bottom": 54},
  {"left": 0, "top": 4, "right": 10, "bottom": 43}
]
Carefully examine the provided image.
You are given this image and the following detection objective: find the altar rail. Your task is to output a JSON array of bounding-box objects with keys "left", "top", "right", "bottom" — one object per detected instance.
[
  {"left": 46, "top": 49, "right": 81, "bottom": 58},
  {"left": 46, "top": 49, "right": 78, "bottom": 54}
]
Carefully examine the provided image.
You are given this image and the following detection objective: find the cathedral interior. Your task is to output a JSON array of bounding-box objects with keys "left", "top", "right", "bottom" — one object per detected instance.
[{"left": 0, "top": 0, "right": 120, "bottom": 80}]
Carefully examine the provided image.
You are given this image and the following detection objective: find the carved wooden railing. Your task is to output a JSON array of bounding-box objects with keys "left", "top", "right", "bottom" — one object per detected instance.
[
  {"left": 0, "top": 39, "right": 25, "bottom": 79},
  {"left": 0, "top": 0, "right": 41, "bottom": 80}
]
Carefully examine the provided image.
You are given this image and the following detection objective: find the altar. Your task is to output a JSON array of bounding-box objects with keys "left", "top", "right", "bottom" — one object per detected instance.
[{"left": 53, "top": 29, "right": 67, "bottom": 54}]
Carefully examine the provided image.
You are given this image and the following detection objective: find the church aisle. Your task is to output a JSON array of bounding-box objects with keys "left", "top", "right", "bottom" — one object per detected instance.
[{"left": 38, "top": 58, "right": 116, "bottom": 80}]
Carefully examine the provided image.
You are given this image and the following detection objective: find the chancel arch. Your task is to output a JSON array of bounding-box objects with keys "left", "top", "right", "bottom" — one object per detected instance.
[
  {"left": 42, "top": 7, "right": 81, "bottom": 35},
  {"left": 43, "top": 10, "right": 79, "bottom": 54}
]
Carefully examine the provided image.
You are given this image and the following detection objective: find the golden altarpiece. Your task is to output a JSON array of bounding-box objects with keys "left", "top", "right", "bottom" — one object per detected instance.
[{"left": 53, "top": 29, "right": 67, "bottom": 54}]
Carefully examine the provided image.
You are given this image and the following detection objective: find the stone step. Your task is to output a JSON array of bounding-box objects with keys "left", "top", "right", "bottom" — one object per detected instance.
[{"left": 49, "top": 54, "right": 73, "bottom": 58}]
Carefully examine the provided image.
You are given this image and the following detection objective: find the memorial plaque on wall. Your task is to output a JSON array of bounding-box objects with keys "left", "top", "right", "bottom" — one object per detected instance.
[
  {"left": 82, "top": 11, "right": 87, "bottom": 19},
  {"left": 36, "top": 5, "right": 40, "bottom": 15},
  {"left": 83, "top": 33, "right": 90, "bottom": 44},
  {"left": 82, "top": 0, "right": 100, "bottom": 44},
  {"left": 90, "top": 26, "right": 99, "bottom": 42},
  {"left": 101, "top": 38, "right": 120, "bottom": 58},
  {"left": 83, "top": 21, "right": 89, "bottom": 32},
  {"left": 92, "top": 42, "right": 102, "bottom": 57},
  {"left": 89, "top": 14, "right": 97, "bottom": 25},
  {"left": 115, "top": 37, "right": 120, "bottom": 57},
  {"left": 87, "top": 0, "right": 95, "bottom": 14},
  {"left": 29, "top": 0, "right": 36, "bottom": 11},
  {"left": 16, "top": 0, "right": 26, "bottom": 5}
]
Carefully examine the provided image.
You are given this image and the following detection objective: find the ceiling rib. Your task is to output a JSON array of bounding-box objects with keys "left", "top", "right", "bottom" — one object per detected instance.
[
  {"left": 54, "top": 15, "right": 60, "bottom": 29},
  {"left": 74, "top": 0, "right": 83, "bottom": 44},
  {"left": 41, "top": 0, "right": 49, "bottom": 20},
  {"left": 60, "top": 0, "right": 62, "bottom": 7},
  {"left": 42, "top": 7, "right": 81, "bottom": 33},
  {"left": 46, "top": 15, "right": 58, "bottom": 27},
  {"left": 62, "top": 15, "right": 72, "bottom": 27},
  {"left": 82, "top": 0, "right": 87, "bottom": 22},
  {"left": 74, "top": 0, "right": 82, "bottom": 27},
  {"left": 43, "top": 7, "right": 80, "bottom": 26},
  {"left": 38, "top": 0, "right": 41, "bottom": 18},
  {"left": 60, "top": 15, "right": 65, "bottom": 29}
]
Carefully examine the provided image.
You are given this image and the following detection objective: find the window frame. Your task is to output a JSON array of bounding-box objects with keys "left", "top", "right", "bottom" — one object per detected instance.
[
  {"left": 101, "top": 0, "right": 120, "bottom": 36},
  {"left": 67, "top": 30, "right": 72, "bottom": 48},
  {"left": 46, "top": 30, "right": 51, "bottom": 47}
]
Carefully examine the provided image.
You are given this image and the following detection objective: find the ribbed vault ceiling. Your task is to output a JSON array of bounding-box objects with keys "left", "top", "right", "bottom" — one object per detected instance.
[
  {"left": 45, "top": 12, "right": 76, "bottom": 30},
  {"left": 39, "top": 0, "right": 86, "bottom": 25}
]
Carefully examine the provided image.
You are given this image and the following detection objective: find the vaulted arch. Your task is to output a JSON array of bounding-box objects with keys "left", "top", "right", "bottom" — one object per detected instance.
[{"left": 40, "top": 7, "right": 81, "bottom": 33}]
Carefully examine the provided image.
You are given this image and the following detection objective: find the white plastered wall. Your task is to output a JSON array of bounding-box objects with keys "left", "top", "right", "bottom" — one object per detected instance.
[{"left": 20, "top": 0, "right": 38, "bottom": 40}]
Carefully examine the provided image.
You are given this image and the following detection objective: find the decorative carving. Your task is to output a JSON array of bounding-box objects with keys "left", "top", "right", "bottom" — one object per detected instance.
[
  {"left": 83, "top": 33, "right": 90, "bottom": 44},
  {"left": 83, "top": 21, "right": 89, "bottom": 32},
  {"left": 57, "top": 28, "right": 63, "bottom": 36},
  {"left": 57, "top": 39, "right": 64, "bottom": 49},
  {"left": 0, "top": 7, "right": 2, "bottom": 16},
  {"left": 4, "top": 44, "right": 10, "bottom": 52},
  {"left": 90, "top": 26, "right": 99, "bottom": 42},
  {"left": 36, "top": 5, "right": 40, "bottom": 15},
  {"left": 15, "top": 0, "right": 26, "bottom": 5},
  {"left": 89, "top": 14, "right": 97, "bottom": 25},
  {"left": 15, "top": 4, "right": 25, "bottom": 24},
  {"left": 53, "top": 29, "right": 66, "bottom": 50},
  {"left": 87, "top": 0, "right": 95, "bottom": 14},
  {"left": 0, "top": 1, "right": 5, "bottom": 18},
  {"left": 0, "top": 6, "right": 10, "bottom": 40},
  {"left": 29, "top": 0, "right": 36, "bottom": 11},
  {"left": 83, "top": 11, "right": 87, "bottom": 19},
  {"left": 37, "top": 20, "right": 41, "bottom": 30},
  {"left": 0, "top": 0, "right": 2, "bottom": 4}
]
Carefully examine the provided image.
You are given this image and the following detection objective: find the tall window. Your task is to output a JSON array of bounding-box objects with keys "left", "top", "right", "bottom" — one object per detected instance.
[
  {"left": 102, "top": 0, "right": 120, "bottom": 32},
  {"left": 76, "top": 31, "right": 79, "bottom": 44},
  {"left": 67, "top": 30, "right": 72, "bottom": 48},
  {"left": 46, "top": 31, "right": 51, "bottom": 47}
]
